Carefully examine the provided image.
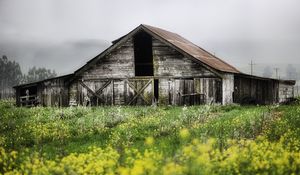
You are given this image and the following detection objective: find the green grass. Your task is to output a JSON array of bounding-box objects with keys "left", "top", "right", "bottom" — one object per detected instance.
[
  {"left": 0, "top": 100, "right": 300, "bottom": 174},
  {"left": 0, "top": 102, "right": 291, "bottom": 154}
]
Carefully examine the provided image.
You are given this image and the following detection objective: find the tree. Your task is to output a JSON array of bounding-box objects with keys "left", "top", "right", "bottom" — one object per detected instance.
[
  {"left": 0, "top": 55, "right": 23, "bottom": 98},
  {"left": 0, "top": 55, "right": 59, "bottom": 99},
  {"left": 263, "top": 66, "right": 272, "bottom": 78},
  {"left": 24, "top": 66, "right": 57, "bottom": 83}
]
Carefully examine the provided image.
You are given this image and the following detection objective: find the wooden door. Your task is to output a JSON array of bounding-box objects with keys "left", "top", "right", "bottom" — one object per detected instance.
[{"left": 124, "top": 78, "right": 154, "bottom": 105}]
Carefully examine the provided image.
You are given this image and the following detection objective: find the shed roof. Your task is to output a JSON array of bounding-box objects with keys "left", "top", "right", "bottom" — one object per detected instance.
[
  {"left": 236, "top": 72, "right": 296, "bottom": 85},
  {"left": 13, "top": 74, "right": 73, "bottom": 88}
]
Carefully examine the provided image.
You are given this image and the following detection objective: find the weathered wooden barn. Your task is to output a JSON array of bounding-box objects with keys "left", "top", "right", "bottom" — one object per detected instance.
[{"left": 14, "top": 24, "right": 295, "bottom": 107}]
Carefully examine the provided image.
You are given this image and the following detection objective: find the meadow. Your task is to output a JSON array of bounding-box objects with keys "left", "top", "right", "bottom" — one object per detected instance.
[{"left": 0, "top": 100, "right": 300, "bottom": 174}]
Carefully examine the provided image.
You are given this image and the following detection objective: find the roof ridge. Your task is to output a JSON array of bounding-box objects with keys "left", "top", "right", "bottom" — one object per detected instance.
[{"left": 141, "top": 24, "right": 181, "bottom": 37}]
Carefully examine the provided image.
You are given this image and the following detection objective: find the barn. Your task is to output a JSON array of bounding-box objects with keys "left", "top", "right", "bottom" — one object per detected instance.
[{"left": 14, "top": 24, "right": 295, "bottom": 107}]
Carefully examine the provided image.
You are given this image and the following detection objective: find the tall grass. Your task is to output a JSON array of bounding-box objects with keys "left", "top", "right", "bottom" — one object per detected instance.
[{"left": 0, "top": 101, "right": 300, "bottom": 174}]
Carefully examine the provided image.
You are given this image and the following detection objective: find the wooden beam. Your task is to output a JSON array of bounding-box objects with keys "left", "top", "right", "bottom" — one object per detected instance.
[
  {"left": 152, "top": 78, "right": 155, "bottom": 104},
  {"left": 80, "top": 75, "right": 220, "bottom": 81},
  {"left": 126, "top": 79, "right": 152, "bottom": 105},
  {"left": 79, "top": 81, "right": 105, "bottom": 103},
  {"left": 95, "top": 80, "right": 112, "bottom": 95}
]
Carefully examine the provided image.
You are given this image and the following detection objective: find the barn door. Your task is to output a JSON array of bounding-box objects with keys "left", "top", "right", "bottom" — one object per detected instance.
[
  {"left": 182, "top": 79, "right": 197, "bottom": 105},
  {"left": 173, "top": 79, "right": 206, "bottom": 106},
  {"left": 124, "top": 78, "right": 154, "bottom": 105},
  {"left": 78, "top": 78, "right": 154, "bottom": 106},
  {"left": 78, "top": 80, "right": 113, "bottom": 106}
]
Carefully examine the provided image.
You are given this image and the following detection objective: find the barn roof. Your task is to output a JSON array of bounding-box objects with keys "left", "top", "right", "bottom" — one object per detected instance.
[
  {"left": 74, "top": 24, "right": 240, "bottom": 76},
  {"left": 141, "top": 24, "right": 240, "bottom": 73}
]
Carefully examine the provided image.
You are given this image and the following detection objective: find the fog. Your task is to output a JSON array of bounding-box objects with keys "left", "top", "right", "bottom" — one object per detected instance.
[{"left": 1, "top": 0, "right": 300, "bottom": 77}]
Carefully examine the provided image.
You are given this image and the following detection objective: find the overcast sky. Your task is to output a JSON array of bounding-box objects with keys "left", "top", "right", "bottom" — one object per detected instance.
[{"left": 1, "top": 0, "right": 300, "bottom": 76}]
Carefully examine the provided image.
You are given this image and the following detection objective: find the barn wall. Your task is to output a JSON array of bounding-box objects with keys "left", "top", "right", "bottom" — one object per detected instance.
[
  {"left": 40, "top": 78, "right": 69, "bottom": 107},
  {"left": 278, "top": 82, "right": 294, "bottom": 103},
  {"left": 15, "top": 76, "right": 70, "bottom": 107},
  {"left": 81, "top": 38, "right": 135, "bottom": 79},
  {"left": 70, "top": 77, "right": 222, "bottom": 106},
  {"left": 69, "top": 34, "right": 222, "bottom": 106},
  {"left": 171, "top": 78, "right": 222, "bottom": 105},
  {"left": 80, "top": 36, "right": 217, "bottom": 79},
  {"left": 152, "top": 38, "right": 216, "bottom": 77},
  {"left": 69, "top": 38, "right": 136, "bottom": 106},
  {"left": 151, "top": 38, "right": 221, "bottom": 105},
  {"left": 69, "top": 78, "right": 154, "bottom": 106},
  {"left": 233, "top": 75, "right": 279, "bottom": 104},
  {"left": 156, "top": 78, "right": 222, "bottom": 105}
]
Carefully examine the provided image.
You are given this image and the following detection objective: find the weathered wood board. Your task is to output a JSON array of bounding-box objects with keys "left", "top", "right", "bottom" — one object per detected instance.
[{"left": 234, "top": 75, "right": 279, "bottom": 104}]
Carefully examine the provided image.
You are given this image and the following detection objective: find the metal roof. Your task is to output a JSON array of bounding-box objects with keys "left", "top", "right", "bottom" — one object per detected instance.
[
  {"left": 142, "top": 24, "right": 240, "bottom": 73},
  {"left": 13, "top": 74, "right": 73, "bottom": 88},
  {"left": 236, "top": 72, "right": 296, "bottom": 85}
]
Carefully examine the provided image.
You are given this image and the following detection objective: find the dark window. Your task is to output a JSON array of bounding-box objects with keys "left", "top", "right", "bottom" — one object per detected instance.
[
  {"left": 134, "top": 31, "right": 153, "bottom": 76},
  {"left": 20, "top": 86, "right": 37, "bottom": 96}
]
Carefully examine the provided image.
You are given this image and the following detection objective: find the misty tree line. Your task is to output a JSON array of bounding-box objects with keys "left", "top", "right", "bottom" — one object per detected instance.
[
  {"left": 1, "top": 54, "right": 300, "bottom": 99},
  {"left": 0, "top": 55, "right": 57, "bottom": 99},
  {"left": 263, "top": 64, "right": 299, "bottom": 80}
]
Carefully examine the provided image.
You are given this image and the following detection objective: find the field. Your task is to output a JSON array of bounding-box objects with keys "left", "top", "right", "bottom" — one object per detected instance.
[{"left": 0, "top": 101, "right": 300, "bottom": 175}]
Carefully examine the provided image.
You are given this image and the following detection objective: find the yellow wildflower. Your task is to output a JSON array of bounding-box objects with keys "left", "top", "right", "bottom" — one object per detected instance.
[
  {"left": 179, "top": 128, "right": 190, "bottom": 140},
  {"left": 145, "top": 136, "right": 154, "bottom": 146}
]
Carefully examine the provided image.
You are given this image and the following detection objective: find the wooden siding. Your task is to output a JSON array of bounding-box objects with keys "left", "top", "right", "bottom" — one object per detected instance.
[
  {"left": 68, "top": 33, "right": 221, "bottom": 106},
  {"left": 70, "top": 78, "right": 153, "bottom": 106},
  {"left": 233, "top": 75, "right": 279, "bottom": 104},
  {"left": 81, "top": 38, "right": 135, "bottom": 79},
  {"left": 68, "top": 77, "right": 221, "bottom": 106},
  {"left": 169, "top": 78, "right": 222, "bottom": 105},
  {"left": 40, "top": 78, "right": 69, "bottom": 106},
  {"left": 79, "top": 36, "right": 217, "bottom": 80},
  {"left": 278, "top": 82, "right": 294, "bottom": 103},
  {"left": 15, "top": 77, "right": 70, "bottom": 107},
  {"left": 152, "top": 38, "right": 216, "bottom": 77}
]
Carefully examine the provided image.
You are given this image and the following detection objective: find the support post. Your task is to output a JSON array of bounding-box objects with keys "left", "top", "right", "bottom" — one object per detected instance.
[
  {"left": 112, "top": 79, "right": 114, "bottom": 105},
  {"left": 222, "top": 74, "right": 234, "bottom": 105}
]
